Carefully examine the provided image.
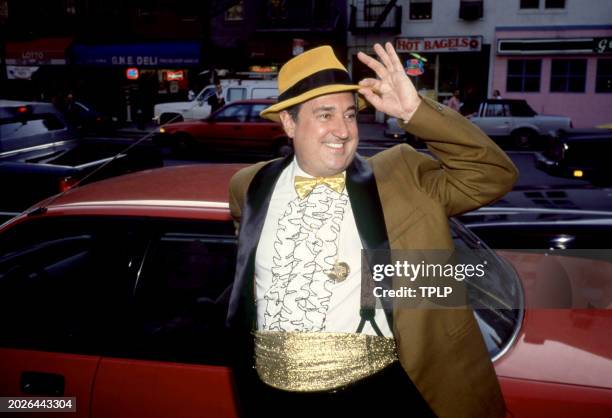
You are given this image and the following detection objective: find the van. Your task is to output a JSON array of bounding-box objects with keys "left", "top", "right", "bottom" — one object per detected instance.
[{"left": 153, "top": 80, "right": 278, "bottom": 125}]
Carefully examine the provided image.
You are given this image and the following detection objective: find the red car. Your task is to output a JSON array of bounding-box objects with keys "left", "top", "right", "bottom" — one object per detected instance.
[
  {"left": 0, "top": 165, "right": 610, "bottom": 418},
  {"left": 155, "top": 99, "right": 292, "bottom": 157}
]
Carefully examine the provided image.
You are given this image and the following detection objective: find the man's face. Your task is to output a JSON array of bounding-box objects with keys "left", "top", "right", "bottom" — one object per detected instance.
[{"left": 279, "top": 92, "right": 359, "bottom": 177}]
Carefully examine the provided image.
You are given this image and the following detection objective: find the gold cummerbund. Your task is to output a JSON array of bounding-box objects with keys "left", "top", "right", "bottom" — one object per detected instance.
[{"left": 253, "top": 330, "right": 398, "bottom": 392}]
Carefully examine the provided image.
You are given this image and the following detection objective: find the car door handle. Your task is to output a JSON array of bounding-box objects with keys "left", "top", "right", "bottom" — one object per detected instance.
[
  {"left": 233, "top": 126, "right": 242, "bottom": 130},
  {"left": 20, "top": 371, "right": 65, "bottom": 396}
]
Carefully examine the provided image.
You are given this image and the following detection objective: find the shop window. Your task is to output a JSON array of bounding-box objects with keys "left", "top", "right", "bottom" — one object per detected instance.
[
  {"left": 267, "top": 0, "right": 288, "bottom": 21},
  {"left": 363, "top": 1, "right": 386, "bottom": 22},
  {"left": 545, "top": 0, "right": 565, "bottom": 8},
  {"left": 506, "top": 59, "right": 541, "bottom": 92},
  {"left": 596, "top": 59, "right": 612, "bottom": 93},
  {"left": 520, "top": 0, "right": 539, "bottom": 9},
  {"left": 550, "top": 59, "right": 586, "bottom": 93},
  {"left": 225, "top": 0, "right": 244, "bottom": 21},
  {"left": 410, "top": 0, "right": 432, "bottom": 20}
]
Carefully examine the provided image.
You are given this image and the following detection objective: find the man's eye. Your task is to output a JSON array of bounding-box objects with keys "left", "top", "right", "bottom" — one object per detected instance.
[
  {"left": 318, "top": 113, "right": 332, "bottom": 120},
  {"left": 345, "top": 113, "right": 356, "bottom": 120}
]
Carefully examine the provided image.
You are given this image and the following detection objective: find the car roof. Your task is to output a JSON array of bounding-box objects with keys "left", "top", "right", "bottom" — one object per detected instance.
[
  {"left": 28, "top": 164, "right": 247, "bottom": 219},
  {"left": 226, "top": 99, "right": 276, "bottom": 105}
]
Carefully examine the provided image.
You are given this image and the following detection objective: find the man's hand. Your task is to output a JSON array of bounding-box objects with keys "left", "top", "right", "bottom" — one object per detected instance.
[{"left": 357, "top": 42, "right": 422, "bottom": 123}]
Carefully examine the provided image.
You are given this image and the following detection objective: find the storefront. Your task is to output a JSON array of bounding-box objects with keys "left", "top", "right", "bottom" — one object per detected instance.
[
  {"left": 4, "top": 37, "right": 73, "bottom": 101},
  {"left": 492, "top": 25, "right": 612, "bottom": 128},
  {"left": 70, "top": 41, "right": 201, "bottom": 122},
  {"left": 393, "top": 35, "right": 489, "bottom": 115}
]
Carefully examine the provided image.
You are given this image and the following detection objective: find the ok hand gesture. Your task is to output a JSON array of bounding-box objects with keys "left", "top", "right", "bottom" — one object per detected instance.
[{"left": 357, "top": 42, "right": 422, "bottom": 123}]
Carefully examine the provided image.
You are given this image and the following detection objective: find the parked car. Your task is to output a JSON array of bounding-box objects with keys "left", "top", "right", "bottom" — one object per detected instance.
[
  {"left": 153, "top": 79, "right": 278, "bottom": 125},
  {"left": 67, "top": 100, "right": 119, "bottom": 134},
  {"left": 0, "top": 164, "right": 610, "bottom": 418},
  {"left": 383, "top": 117, "right": 423, "bottom": 147},
  {"left": 0, "top": 100, "right": 76, "bottom": 151},
  {"left": 0, "top": 99, "right": 163, "bottom": 220},
  {"left": 468, "top": 99, "right": 572, "bottom": 149},
  {"left": 154, "top": 99, "right": 292, "bottom": 157},
  {"left": 535, "top": 128, "right": 612, "bottom": 186}
]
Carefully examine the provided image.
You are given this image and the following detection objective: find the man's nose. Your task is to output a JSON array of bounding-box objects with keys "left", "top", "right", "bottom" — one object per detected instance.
[{"left": 332, "top": 116, "right": 350, "bottom": 140}]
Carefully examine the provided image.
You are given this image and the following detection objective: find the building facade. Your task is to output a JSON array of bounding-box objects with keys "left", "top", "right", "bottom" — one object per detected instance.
[{"left": 347, "top": 0, "right": 612, "bottom": 127}]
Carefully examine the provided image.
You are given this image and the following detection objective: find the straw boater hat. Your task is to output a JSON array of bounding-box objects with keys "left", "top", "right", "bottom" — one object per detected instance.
[{"left": 260, "top": 45, "right": 367, "bottom": 122}]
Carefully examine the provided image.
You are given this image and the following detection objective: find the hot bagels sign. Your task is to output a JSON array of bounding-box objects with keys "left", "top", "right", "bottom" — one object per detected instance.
[{"left": 395, "top": 36, "right": 483, "bottom": 53}]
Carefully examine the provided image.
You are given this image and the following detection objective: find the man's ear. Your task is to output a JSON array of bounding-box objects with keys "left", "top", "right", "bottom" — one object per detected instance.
[{"left": 279, "top": 110, "right": 296, "bottom": 138}]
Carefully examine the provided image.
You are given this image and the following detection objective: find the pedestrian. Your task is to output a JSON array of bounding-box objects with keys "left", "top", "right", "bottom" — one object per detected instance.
[
  {"left": 493, "top": 89, "right": 502, "bottom": 99},
  {"left": 207, "top": 82, "right": 225, "bottom": 113},
  {"left": 447, "top": 89, "right": 462, "bottom": 112},
  {"left": 227, "top": 42, "right": 517, "bottom": 418}
]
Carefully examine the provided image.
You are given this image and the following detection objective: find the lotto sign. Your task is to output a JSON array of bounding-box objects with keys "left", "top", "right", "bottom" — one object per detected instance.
[{"left": 406, "top": 59, "right": 424, "bottom": 76}]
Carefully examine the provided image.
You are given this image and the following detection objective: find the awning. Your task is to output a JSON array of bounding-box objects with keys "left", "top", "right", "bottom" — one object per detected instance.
[
  {"left": 71, "top": 42, "right": 201, "bottom": 67},
  {"left": 6, "top": 37, "right": 73, "bottom": 65}
]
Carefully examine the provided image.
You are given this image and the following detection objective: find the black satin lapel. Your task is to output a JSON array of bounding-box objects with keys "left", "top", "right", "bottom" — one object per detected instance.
[
  {"left": 227, "top": 154, "right": 294, "bottom": 330},
  {"left": 346, "top": 154, "right": 390, "bottom": 251},
  {"left": 347, "top": 154, "right": 393, "bottom": 328}
]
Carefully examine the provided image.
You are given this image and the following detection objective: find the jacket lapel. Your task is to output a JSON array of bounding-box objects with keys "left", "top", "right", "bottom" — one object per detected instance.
[
  {"left": 346, "top": 154, "right": 393, "bottom": 327},
  {"left": 227, "top": 154, "right": 293, "bottom": 330}
]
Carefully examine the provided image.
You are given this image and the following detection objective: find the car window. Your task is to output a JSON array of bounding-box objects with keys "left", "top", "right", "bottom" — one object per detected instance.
[
  {"left": 0, "top": 216, "right": 237, "bottom": 365},
  {"left": 227, "top": 87, "right": 246, "bottom": 102},
  {"left": 0, "top": 217, "right": 145, "bottom": 354},
  {"left": 250, "top": 104, "right": 269, "bottom": 122},
  {"left": 197, "top": 87, "right": 215, "bottom": 102},
  {"left": 0, "top": 115, "right": 66, "bottom": 139},
  {"left": 450, "top": 219, "right": 523, "bottom": 361},
  {"left": 485, "top": 104, "right": 510, "bottom": 117},
  {"left": 132, "top": 228, "right": 236, "bottom": 364},
  {"left": 251, "top": 88, "right": 277, "bottom": 99},
  {"left": 509, "top": 101, "right": 537, "bottom": 117},
  {"left": 213, "top": 104, "right": 250, "bottom": 122}
]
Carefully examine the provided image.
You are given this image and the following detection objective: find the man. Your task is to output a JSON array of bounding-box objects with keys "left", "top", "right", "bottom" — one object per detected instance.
[
  {"left": 227, "top": 43, "right": 517, "bottom": 418},
  {"left": 207, "top": 82, "right": 225, "bottom": 113},
  {"left": 447, "top": 89, "right": 462, "bottom": 112}
]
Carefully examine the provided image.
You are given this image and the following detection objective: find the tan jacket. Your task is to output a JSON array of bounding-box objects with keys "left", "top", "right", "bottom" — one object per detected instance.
[{"left": 227, "top": 97, "right": 518, "bottom": 418}]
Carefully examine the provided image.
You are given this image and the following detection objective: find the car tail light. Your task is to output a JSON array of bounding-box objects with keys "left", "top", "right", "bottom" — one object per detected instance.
[{"left": 59, "top": 177, "right": 79, "bottom": 192}]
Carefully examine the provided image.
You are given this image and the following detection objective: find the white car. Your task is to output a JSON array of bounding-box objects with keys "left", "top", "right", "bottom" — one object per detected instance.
[
  {"left": 153, "top": 80, "right": 277, "bottom": 125},
  {"left": 469, "top": 99, "right": 572, "bottom": 148}
]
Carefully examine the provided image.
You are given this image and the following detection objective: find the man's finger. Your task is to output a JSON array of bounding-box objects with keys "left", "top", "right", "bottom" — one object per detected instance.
[
  {"left": 385, "top": 42, "right": 405, "bottom": 74},
  {"left": 357, "top": 51, "right": 388, "bottom": 80},
  {"left": 374, "top": 43, "right": 394, "bottom": 72},
  {"left": 358, "top": 88, "right": 383, "bottom": 109},
  {"left": 359, "top": 78, "right": 381, "bottom": 92}
]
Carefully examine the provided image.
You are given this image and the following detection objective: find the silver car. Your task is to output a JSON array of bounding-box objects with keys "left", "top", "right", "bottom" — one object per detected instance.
[{"left": 468, "top": 99, "right": 572, "bottom": 148}]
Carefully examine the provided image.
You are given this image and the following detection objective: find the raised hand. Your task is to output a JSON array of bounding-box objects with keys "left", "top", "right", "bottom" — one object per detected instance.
[{"left": 357, "top": 42, "right": 422, "bottom": 122}]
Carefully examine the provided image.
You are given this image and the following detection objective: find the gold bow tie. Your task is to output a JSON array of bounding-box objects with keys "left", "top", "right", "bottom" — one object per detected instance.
[{"left": 294, "top": 174, "right": 345, "bottom": 200}]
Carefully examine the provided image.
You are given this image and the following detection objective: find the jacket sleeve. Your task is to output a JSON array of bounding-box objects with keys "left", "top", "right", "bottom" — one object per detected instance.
[{"left": 394, "top": 96, "right": 518, "bottom": 216}]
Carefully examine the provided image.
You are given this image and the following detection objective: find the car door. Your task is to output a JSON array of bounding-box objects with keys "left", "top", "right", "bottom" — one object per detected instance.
[
  {"left": 186, "top": 87, "right": 214, "bottom": 120},
  {"left": 0, "top": 216, "right": 146, "bottom": 418},
  {"left": 90, "top": 218, "right": 239, "bottom": 418},
  {"left": 474, "top": 102, "right": 513, "bottom": 137},
  {"left": 197, "top": 103, "right": 252, "bottom": 150}
]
